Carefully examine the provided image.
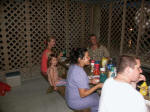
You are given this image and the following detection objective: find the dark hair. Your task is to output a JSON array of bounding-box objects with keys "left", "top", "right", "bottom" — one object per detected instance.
[
  {"left": 117, "top": 55, "right": 138, "bottom": 73},
  {"left": 46, "top": 36, "right": 56, "bottom": 47},
  {"left": 70, "top": 48, "right": 88, "bottom": 64},
  {"left": 89, "top": 34, "right": 96, "bottom": 38},
  {"left": 47, "top": 53, "right": 57, "bottom": 67}
]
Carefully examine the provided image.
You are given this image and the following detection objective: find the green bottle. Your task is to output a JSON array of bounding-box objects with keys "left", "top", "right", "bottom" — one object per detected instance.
[
  {"left": 100, "top": 68, "right": 107, "bottom": 83},
  {"left": 63, "top": 49, "right": 66, "bottom": 57}
]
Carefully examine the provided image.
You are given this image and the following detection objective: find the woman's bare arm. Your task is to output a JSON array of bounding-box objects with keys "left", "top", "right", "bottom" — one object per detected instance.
[
  {"left": 47, "top": 68, "right": 53, "bottom": 86},
  {"left": 79, "top": 83, "right": 103, "bottom": 98}
]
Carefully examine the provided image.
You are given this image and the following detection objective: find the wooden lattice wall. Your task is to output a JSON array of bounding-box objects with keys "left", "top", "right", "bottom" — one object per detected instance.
[
  {"left": 0, "top": 0, "right": 91, "bottom": 81},
  {"left": 93, "top": 0, "right": 150, "bottom": 67},
  {"left": 1, "top": 0, "right": 150, "bottom": 81}
]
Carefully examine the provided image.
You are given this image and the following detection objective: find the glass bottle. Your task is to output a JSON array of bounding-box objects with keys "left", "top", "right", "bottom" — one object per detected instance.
[{"left": 100, "top": 68, "right": 107, "bottom": 83}]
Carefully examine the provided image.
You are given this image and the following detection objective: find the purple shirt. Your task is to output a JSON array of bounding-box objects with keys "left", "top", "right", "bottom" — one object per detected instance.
[{"left": 66, "top": 64, "right": 89, "bottom": 103}]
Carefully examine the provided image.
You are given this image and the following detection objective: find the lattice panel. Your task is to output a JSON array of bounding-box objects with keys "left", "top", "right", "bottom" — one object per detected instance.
[
  {"left": 139, "top": 29, "right": 150, "bottom": 64},
  {"left": 99, "top": 2, "right": 109, "bottom": 47},
  {"left": 29, "top": 0, "right": 48, "bottom": 65},
  {"left": 110, "top": 1, "right": 123, "bottom": 57},
  {"left": 138, "top": 2, "right": 150, "bottom": 64},
  {"left": 123, "top": 0, "right": 140, "bottom": 55},
  {"left": 49, "top": 0, "right": 66, "bottom": 54},
  {"left": 2, "top": 0, "right": 28, "bottom": 70},
  {"left": 68, "top": 1, "right": 83, "bottom": 51},
  {"left": 0, "top": 0, "right": 92, "bottom": 80}
]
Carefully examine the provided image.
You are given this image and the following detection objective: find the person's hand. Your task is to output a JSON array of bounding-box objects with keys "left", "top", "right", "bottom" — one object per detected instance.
[
  {"left": 91, "top": 78, "right": 100, "bottom": 84},
  {"left": 131, "top": 74, "right": 146, "bottom": 89},
  {"left": 138, "top": 74, "right": 146, "bottom": 82},
  {"left": 96, "top": 83, "right": 103, "bottom": 88},
  {"left": 57, "top": 52, "right": 63, "bottom": 60}
]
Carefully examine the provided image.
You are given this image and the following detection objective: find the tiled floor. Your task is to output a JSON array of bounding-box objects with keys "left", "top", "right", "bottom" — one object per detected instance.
[{"left": 0, "top": 77, "right": 73, "bottom": 112}]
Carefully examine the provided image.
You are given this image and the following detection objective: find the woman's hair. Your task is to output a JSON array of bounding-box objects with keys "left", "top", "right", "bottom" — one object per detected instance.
[
  {"left": 47, "top": 54, "right": 57, "bottom": 67},
  {"left": 117, "top": 55, "right": 139, "bottom": 73},
  {"left": 70, "top": 48, "right": 87, "bottom": 64},
  {"left": 46, "top": 36, "right": 56, "bottom": 47}
]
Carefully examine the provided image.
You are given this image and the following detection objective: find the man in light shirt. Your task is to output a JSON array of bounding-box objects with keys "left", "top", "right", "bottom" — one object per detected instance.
[{"left": 98, "top": 55, "right": 147, "bottom": 112}]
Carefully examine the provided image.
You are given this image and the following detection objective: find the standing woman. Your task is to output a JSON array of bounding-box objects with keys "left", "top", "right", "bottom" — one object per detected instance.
[{"left": 65, "top": 48, "right": 103, "bottom": 112}]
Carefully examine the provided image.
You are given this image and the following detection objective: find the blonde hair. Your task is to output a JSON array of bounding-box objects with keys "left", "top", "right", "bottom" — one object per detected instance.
[
  {"left": 47, "top": 54, "right": 57, "bottom": 68},
  {"left": 46, "top": 36, "right": 56, "bottom": 47}
]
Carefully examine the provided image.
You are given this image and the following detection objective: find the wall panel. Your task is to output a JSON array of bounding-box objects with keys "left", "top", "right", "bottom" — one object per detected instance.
[{"left": 0, "top": 0, "right": 92, "bottom": 81}]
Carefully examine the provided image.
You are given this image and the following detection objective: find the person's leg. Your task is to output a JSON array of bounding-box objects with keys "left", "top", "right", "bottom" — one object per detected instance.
[
  {"left": 41, "top": 74, "right": 53, "bottom": 93},
  {"left": 68, "top": 93, "right": 99, "bottom": 112},
  {"left": 90, "top": 93, "right": 99, "bottom": 112},
  {"left": 56, "top": 79, "right": 67, "bottom": 86}
]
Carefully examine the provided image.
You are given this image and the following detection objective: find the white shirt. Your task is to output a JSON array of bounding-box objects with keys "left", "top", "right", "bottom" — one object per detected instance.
[{"left": 98, "top": 78, "right": 147, "bottom": 112}]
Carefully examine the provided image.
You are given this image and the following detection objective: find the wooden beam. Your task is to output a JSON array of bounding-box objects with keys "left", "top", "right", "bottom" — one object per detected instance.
[
  {"left": 120, "top": 0, "right": 127, "bottom": 55},
  {"left": 108, "top": 2, "right": 112, "bottom": 51},
  {"left": 1, "top": 5, "right": 9, "bottom": 72},
  {"left": 90, "top": 6, "right": 94, "bottom": 34},
  {"left": 25, "top": 0, "right": 32, "bottom": 68},
  {"left": 47, "top": 0, "right": 51, "bottom": 36},
  {"left": 136, "top": 0, "right": 144, "bottom": 56},
  {"left": 81, "top": 3, "right": 85, "bottom": 48},
  {"left": 65, "top": 0, "right": 69, "bottom": 56}
]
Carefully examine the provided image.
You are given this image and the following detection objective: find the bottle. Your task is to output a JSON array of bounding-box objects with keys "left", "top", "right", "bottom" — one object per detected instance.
[
  {"left": 91, "top": 60, "right": 95, "bottom": 73},
  {"left": 108, "top": 67, "right": 116, "bottom": 78},
  {"left": 100, "top": 68, "right": 107, "bottom": 83},
  {"left": 101, "top": 57, "right": 108, "bottom": 68},
  {"left": 107, "top": 58, "right": 113, "bottom": 70},
  {"left": 62, "top": 49, "right": 66, "bottom": 57},
  {"left": 94, "top": 61, "right": 100, "bottom": 75},
  {"left": 140, "top": 81, "right": 148, "bottom": 96}
]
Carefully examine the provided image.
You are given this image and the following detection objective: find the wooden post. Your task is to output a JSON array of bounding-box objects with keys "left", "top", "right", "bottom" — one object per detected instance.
[
  {"left": 136, "top": 0, "right": 144, "bottom": 56},
  {"left": 65, "top": 0, "right": 69, "bottom": 56},
  {"left": 1, "top": 5, "right": 9, "bottom": 72},
  {"left": 108, "top": 2, "right": 112, "bottom": 52},
  {"left": 120, "top": 0, "right": 127, "bottom": 55},
  {"left": 98, "top": 5, "right": 101, "bottom": 39},
  {"left": 81, "top": 3, "right": 85, "bottom": 48},
  {"left": 93, "top": 4, "right": 101, "bottom": 39},
  {"left": 90, "top": 6, "right": 94, "bottom": 34},
  {"left": 25, "top": 0, "right": 32, "bottom": 68},
  {"left": 47, "top": 0, "right": 51, "bottom": 36}
]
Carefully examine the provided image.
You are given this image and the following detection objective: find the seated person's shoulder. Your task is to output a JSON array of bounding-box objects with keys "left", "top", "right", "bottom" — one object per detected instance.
[{"left": 100, "top": 45, "right": 107, "bottom": 48}]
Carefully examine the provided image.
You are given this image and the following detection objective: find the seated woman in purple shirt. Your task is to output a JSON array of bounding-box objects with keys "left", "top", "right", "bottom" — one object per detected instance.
[{"left": 65, "top": 48, "right": 103, "bottom": 112}]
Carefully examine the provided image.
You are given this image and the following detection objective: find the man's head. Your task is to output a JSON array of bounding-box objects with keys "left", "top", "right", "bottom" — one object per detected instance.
[
  {"left": 89, "top": 34, "right": 97, "bottom": 46},
  {"left": 46, "top": 36, "right": 56, "bottom": 48},
  {"left": 117, "top": 55, "right": 142, "bottom": 82}
]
